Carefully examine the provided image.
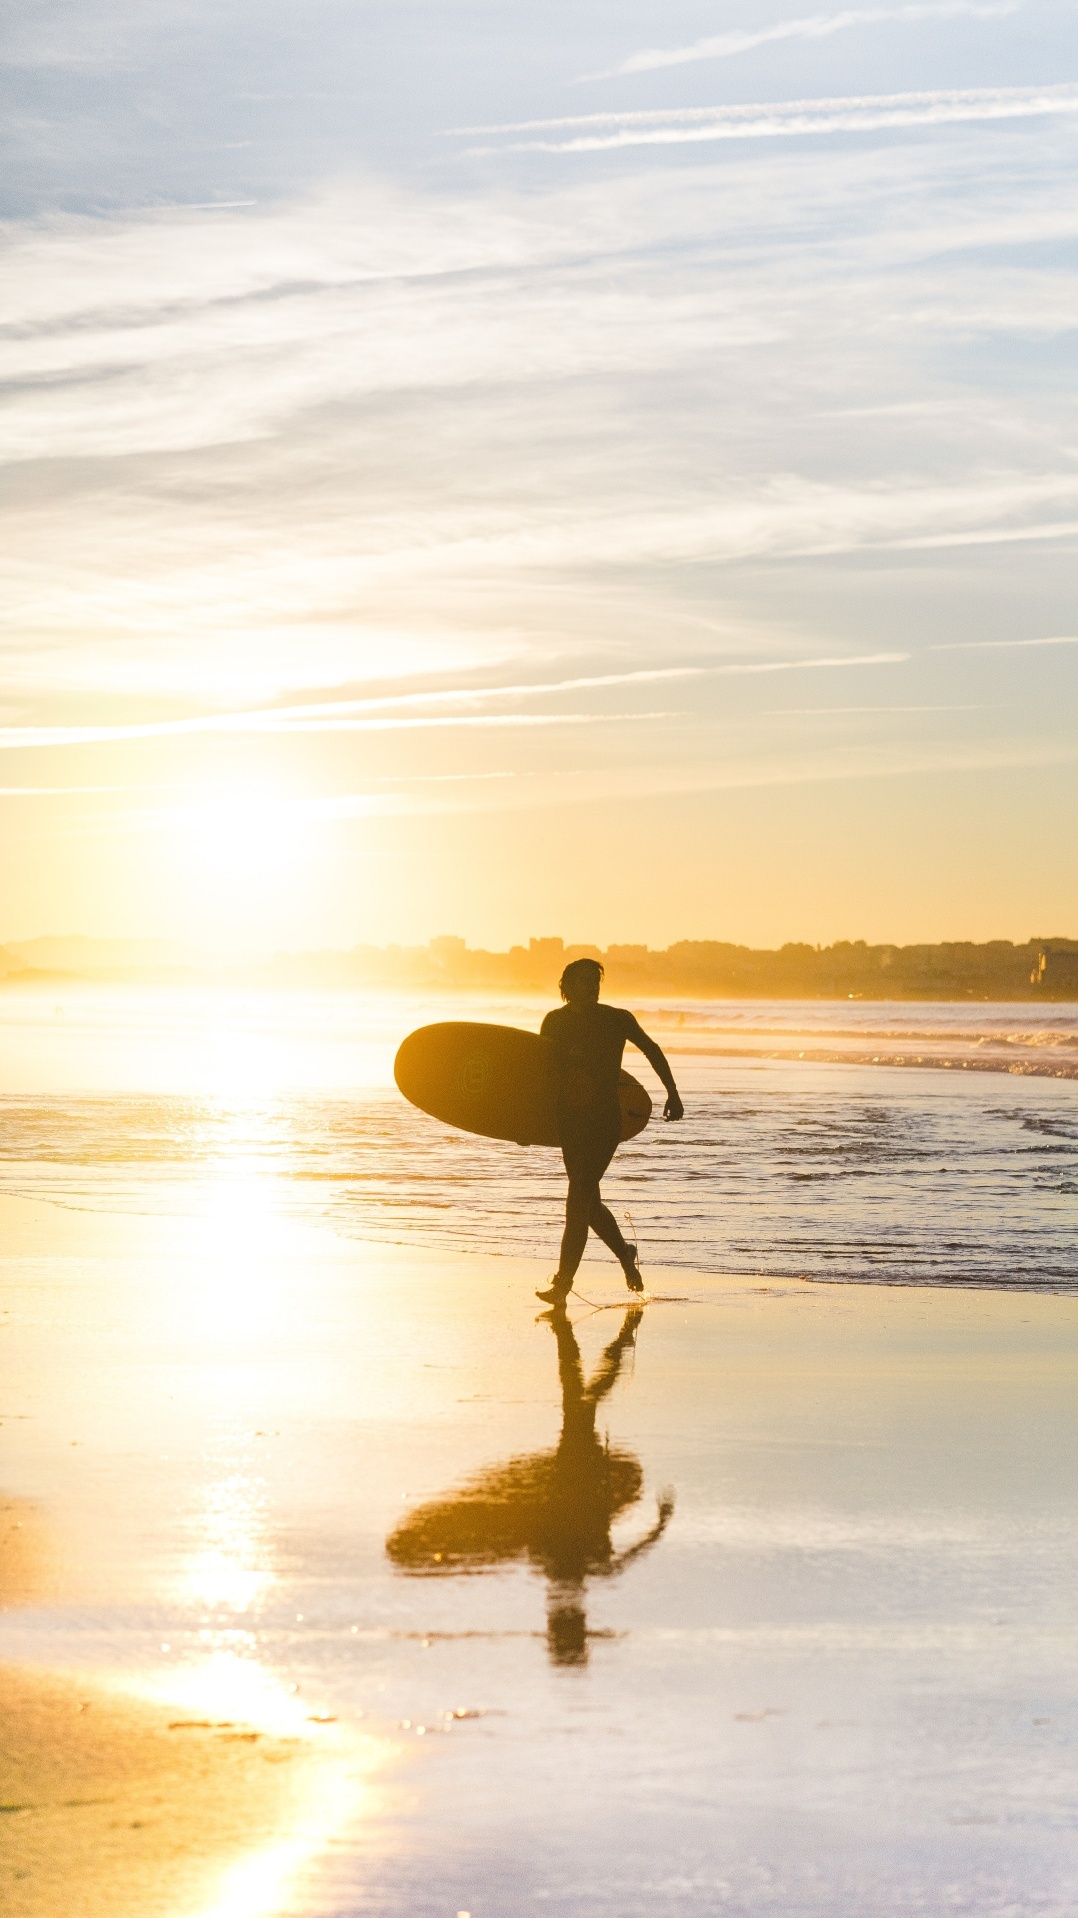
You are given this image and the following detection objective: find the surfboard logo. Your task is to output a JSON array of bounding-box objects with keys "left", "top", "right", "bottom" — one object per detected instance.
[{"left": 460, "top": 1053, "right": 491, "bottom": 1098}]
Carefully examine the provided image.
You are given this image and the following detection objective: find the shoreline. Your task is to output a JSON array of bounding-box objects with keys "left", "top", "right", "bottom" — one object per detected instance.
[
  {"left": 2, "top": 972, "right": 1076, "bottom": 1004},
  {"left": 1, "top": 1177, "right": 1076, "bottom": 1299}
]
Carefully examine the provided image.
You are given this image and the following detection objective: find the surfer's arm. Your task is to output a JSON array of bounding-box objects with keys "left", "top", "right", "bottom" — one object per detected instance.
[
  {"left": 625, "top": 1017, "right": 684, "bottom": 1121},
  {"left": 609, "top": 1490, "right": 676, "bottom": 1575}
]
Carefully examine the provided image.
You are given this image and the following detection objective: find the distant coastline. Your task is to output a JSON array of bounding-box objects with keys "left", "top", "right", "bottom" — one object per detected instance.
[{"left": 2, "top": 933, "right": 1077, "bottom": 1000}]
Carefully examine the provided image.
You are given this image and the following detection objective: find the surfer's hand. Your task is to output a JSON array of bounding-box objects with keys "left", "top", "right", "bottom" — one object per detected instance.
[{"left": 663, "top": 1091, "right": 684, "bottom": 1122}]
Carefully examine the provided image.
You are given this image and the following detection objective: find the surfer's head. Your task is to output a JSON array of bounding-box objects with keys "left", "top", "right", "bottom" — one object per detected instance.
[{"left": 559, "top": 957, "right": 603, "bottom": 1005}]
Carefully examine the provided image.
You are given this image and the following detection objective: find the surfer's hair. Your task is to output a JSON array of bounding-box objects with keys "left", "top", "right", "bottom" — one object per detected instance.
[{"left": 559, "top": 957, "right": 604, "bottom": 1002}]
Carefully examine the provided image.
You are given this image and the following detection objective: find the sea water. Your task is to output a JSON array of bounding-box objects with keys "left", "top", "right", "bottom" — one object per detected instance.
[{"left": 0, "top": 986, "right": 1074, "bottom": 1289}]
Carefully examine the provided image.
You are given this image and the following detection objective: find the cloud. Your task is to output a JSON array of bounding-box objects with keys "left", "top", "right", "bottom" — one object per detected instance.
[
  {"left": 762, "top": 703, "right": 983, "bottom": 714},
  {"left": 462, "top": 84, "right": 1078, "bottom": 154},
  {"left": 588, "top": 1, "right": 1020, "bottom": 80},
  {"left": 24, "top": 731, "right": 1064, "bottom": 837},
  {"left": 0, "top": 655, "right": 908, "bottom": 751},
  {"left": 0, "top": 784, "right": 141, "bottom": 794},
  {"left": 0, "top": 709, "right": 669, "bottom": 753},
  {"left": 715, "top": 652, "right": 908, "bottom": 673},
  {"left": 3, "top": 123, "right": 1078, "bottom": 760},
  {"left": 931, "top": 633, "right": 1078, "bottom": 650}
]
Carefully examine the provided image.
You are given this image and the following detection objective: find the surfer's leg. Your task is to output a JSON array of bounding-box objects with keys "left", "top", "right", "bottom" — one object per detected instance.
[
  {"left": 555, "top": 1178, "right": 594, "bottom": 1287},
  {"left": 539, "top": 1181, "right": 590, "bottom": 1301},
  {"left": 582, "top": 1115, "right": 641, "bottom": 1287},
  {"left": 588, "top": 1194, "right": 630, "bottom": 1262},
  {"left": 545, "top": 1107, "right": 625, "bottom": 1297},
  {"left": 589, "top": 1197, "right": 644, "bottom": 1289}
]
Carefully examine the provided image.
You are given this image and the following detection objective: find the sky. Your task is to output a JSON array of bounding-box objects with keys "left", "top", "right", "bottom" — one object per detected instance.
[{"left": 1, "top": 0, "right": 1076, "bottom": 953}]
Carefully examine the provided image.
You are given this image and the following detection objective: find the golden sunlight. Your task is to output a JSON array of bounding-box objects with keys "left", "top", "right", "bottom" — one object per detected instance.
[
  {"left": 193, "top": 1164, "right": 286, "bottom": 1277},
  {"left": 181, "top": 1470, "right": 273, "bottom": 1615},
  {"left": 171, "top": 786, "right": 309, "bottom": 889},
  {"left": 128, "top": 1653, "right": 380, "bottom": 1918},
  {"left": 143, "top": 1650, "right": 310, "bottom": 1739}
]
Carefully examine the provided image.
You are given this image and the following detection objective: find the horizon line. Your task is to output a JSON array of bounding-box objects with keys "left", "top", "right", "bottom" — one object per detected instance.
[{"left": 2, "top": 931, "right": 1074, "bottom": 961}]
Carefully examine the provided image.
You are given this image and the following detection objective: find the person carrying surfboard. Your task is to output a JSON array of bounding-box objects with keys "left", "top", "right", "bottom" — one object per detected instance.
[{"left": 536, "top": 957, "right": 683, "bottom": 1305}]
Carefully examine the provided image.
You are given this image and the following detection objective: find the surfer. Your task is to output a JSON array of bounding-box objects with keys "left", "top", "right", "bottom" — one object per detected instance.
[{"left": 536, "top": 957, "right": 683, "bottom": 1305}]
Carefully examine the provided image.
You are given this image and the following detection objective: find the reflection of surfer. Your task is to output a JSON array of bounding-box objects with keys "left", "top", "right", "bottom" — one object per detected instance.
[
  {"left": 385, "top": 1305, "right": 675, "bottom": 1665},
  {"left": 537, "top": 958, "right": 683, "bottom": 1306},
  {"left": 540, "top": 1304, "right": 674, "bottom": 1664}
]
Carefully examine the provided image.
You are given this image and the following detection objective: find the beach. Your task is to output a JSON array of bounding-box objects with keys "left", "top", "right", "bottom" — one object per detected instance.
[
  {"left": 4, "top": 1152, "right": 1078, "bottom": 1915},
  {"left": 8, "top": 0, "right": 1078, "bottom": 1893},
  {"left": 0, "top": 1662, "right": 355, "bottom": 1918}
]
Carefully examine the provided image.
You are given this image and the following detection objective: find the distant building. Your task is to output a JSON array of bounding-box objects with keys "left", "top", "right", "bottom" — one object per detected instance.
[
  {"left": 1031, "top": 945, "right": 1078, "bottom": 995},
  {"left": 430, "top": 935, "right": 468, "bottom": 963}
]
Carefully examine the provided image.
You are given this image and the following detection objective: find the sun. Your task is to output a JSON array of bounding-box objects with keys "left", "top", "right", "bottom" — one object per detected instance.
[{"left": 170, "top": 784, "right": 310, "bottom": 892}]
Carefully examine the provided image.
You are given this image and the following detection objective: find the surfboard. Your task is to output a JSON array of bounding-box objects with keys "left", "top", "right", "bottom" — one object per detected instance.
[{"left": 393, "top": 1022, "right": 652, "bottom": 1148}]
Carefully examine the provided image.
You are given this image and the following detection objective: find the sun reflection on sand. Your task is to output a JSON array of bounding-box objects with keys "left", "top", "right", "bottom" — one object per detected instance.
[
  {"left": 141, "top": 1648, "right": 307, "bottom": 1738},
  {"left": 0, "top": 1658, "right": 383, "bottom": 1918},
  {"left": 0, "top": 1139, "right": 407, "bottom": 1918},
  {"left": 129, "top": 1654, "right": 384, "bottom": 1918},
  {"left": 181, "top": 1472, "right": 272, "bottom": 1615},
  {"left": 192, "top": 1780, "right": 367, "bottom": 1918},
  {"left": 184, "top": 1159, "right": 296, "bottom": 1341}
]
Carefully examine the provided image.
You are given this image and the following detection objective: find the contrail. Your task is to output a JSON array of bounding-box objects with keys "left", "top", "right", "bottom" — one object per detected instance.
[
  {"left": 931, "top": 633, "right": 1078, "bottom": 651},
  {"left": 585, "top": 1, "right": 1019, "bottom": 81},
  {"left": 456, "top": 82, "right": 1078, "bottom": 153},
  {"left": 0, "top": 655, "right": 906, "bottom": 751}
]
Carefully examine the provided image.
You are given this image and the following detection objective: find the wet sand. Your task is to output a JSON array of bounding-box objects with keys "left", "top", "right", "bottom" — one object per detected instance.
[
  {"left": 3, "top": 1188, "right": 1078, "bottom": 1915},
  {"left": 0, "top": 1665, "right": 352, "bottom": 1918}
]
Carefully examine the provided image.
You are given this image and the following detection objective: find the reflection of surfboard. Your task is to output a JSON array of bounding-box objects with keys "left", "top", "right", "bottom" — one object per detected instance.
[{"left": 393, "top": 1022, "right": 651, "bottom": 1148}]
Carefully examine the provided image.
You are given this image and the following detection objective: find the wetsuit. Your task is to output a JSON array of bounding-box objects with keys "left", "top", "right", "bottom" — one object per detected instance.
[{"left": 540, "top": 1002, "right": 652, "bottom": 1184}]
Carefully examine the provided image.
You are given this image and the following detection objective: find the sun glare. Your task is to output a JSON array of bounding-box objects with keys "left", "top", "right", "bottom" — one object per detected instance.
[
  {"left": 129, "top": 1653, "right": 379, "bottom": 1918},
  {"left": 147, "top": 1649, "right": 306, "bottom": 1737},
  {"left": 185, "top": 1164, "right": 295, "bottom": 1340},
  {"left": 182, "top": 1469, "right": 273, "bottom": 1615},
  {"left": 174, "top": 787, "right": 308, "bottom": 886}
]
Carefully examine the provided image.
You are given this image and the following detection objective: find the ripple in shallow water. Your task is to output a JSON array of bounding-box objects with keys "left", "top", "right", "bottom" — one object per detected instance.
[{"left": 1, "top": 1052, "right": 1075, "bottom": 1290}]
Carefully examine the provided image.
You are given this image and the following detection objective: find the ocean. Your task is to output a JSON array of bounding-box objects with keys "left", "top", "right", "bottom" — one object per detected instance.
[{"left": 1, "top": 986, "right": 1074, "bottom": 1290}]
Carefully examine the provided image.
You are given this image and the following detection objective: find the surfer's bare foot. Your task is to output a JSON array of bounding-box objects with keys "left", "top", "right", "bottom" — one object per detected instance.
[
  {"left": 536, "top": 1278, "right": 572, "bottom": 1305},
  {"left": 623, "top": 1245, "right": 644, "bottom": 1293}
]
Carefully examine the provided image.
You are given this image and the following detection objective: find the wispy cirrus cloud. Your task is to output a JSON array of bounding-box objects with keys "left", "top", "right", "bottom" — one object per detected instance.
[
  {"left": 585, "top": 0, "right": 1019, "bottom": 80},
  {"left": 0, "top": 784, "right": 143, "bottom": 794},
  {"left": 6, "top": 154, "right": 1078, "bottom": 714},
  {"left": 931, "top": 633, "right": 1078, "bottom": 650},
  {"left": 3, "top": 101, "right": 1077, "bottom": 917},
  {"left": 0, "top": 655, "right": 907, "bottom": 752},
  {"left": 0, "top": 710, "right": 657, "bottom": 753},
  {"left": 459, "top": 83, "right": 1078, "bottom": 154}
]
